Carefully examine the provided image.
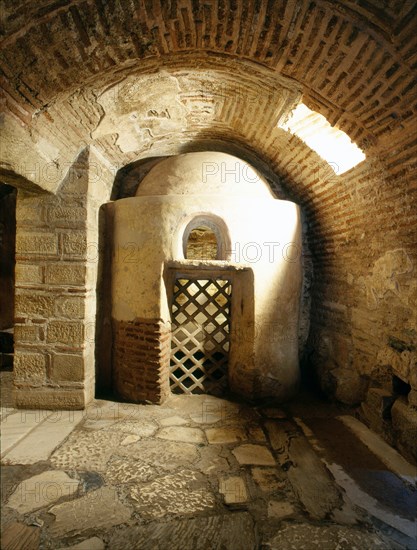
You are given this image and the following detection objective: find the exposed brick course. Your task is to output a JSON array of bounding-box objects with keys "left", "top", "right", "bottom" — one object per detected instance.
[{"left": 113, "top": 318, "right": 171, "bottom": 404}]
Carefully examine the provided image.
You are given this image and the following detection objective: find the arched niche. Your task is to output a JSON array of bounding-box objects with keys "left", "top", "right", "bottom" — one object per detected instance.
[{"left": 181, "top": 214, "right": 231, "bottom": 261}]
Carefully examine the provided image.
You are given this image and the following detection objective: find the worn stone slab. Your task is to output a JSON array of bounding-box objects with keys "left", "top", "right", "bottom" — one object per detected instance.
[
  {"left": 6, "top": 470, "right": 80, "bottom": 513},
  {"left": 267, "top": 523, "right": 391, "bottom": 549},
  {"left": 49, "top": 486, "right": 131, "bottom": 537},
  {"left": 265, "top": 420, "right": 342, "bottom": 520},
  {"left": 105, "top": 455, "right": 160, "bottom": 485},
  {"left": 169, "top": 394, "right": 237, "bottom": 414},
  {"left": 107, "top": 512, "right": 257, "bottom": 550},
  {"left": 1, "top": 521, "right": 41, "bottom": 550},
  {"left": 325, "top": 458, "right": 417, "bottom": 541},
  {"left": 268, "top": 501, "right": 296, "bottom": 519},
  {"left": 219, "top": 476, "right": 248, "bottom": 504},
  {"left": 160, "top": 415, "right": 189, "bottom": 426},
  {"left": 13, "top": 388, "right": 86, "bottom": 410},
  {"left": 339, "top": 415, "right": 417, "bottom": 480},
  {"left": 81, "top": 419, "right": 117, "bottom": 431},
  {"left": 189, "top": 409, "right": 226, "bottom": 424},
  {"left": 206, "top": 426, "right": 247, "bottom": 444},
  {"left": 156, "top": 426, "right": 205, "bottom": 444},
  {"left": 84, "top": 401, "right": 152, "bottom": 422},
  {"left": 232, "top": 444, "right": 276, "bottom": 466},
  {"left": 121, "top": 434, "right": 140, "bottom": 446},
  {"left": 50, "top": 430, "right": 125, "bottom": 472},
  {"left": 251, "top": 468, "right": 286, "bottom": 493},
  {"left": 115, "top": 439, "right": 199, "bottom": 470},
  {"left": 129, "top": 470, "right": 216, "bottom": 518},
  {"left": 195, "top": 445, "right": 231, "bottom": 474},
  {"left": 247, "top": 425, "right": 267, "bottom": 442},
  {"left": 3, "top": 412, "right": 83, "bottom": 464},
  {"left": 109, "top": 419, "right": 158, "bottom": 437},
  {"left": 1, "top": 410, "right": 52, "bottom": 458},
  {"left": 59, "top": 537, "right": 105, "bottom": 549},
  {"left": 181, "top": 395, "right": 239, "bottom": 424},
  {"left": 0, "top": 406, "right": 17, "bottom": 423}
]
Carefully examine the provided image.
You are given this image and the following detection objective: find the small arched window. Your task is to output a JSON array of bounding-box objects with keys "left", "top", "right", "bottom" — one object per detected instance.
[{"left": 182, "top": 215, "right": 230, "bottom": 261}]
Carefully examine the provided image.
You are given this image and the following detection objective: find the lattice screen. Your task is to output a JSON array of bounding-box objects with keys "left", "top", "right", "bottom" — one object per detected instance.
[{"left": 170, "top": 277, "right": 232, "bottom": 395}]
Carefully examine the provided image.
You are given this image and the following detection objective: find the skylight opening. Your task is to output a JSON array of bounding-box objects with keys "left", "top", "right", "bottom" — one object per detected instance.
[{"left": 279, "top": 103, "right": 366, "bottom": 175}]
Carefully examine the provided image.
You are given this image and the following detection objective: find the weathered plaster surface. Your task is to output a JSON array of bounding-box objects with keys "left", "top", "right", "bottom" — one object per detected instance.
[{"left": 112, "top": 152, "right": 302, "bottom": 401}]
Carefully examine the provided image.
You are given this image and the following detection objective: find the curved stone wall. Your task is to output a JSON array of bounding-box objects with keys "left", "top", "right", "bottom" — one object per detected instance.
[{"left": 112, "top": 152, "right": 302, "bottom": 403}]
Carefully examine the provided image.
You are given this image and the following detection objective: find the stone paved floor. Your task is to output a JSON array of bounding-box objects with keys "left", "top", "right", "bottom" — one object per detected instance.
[{"left": 1, "top": 372, "right": 416, "bottom": 550}]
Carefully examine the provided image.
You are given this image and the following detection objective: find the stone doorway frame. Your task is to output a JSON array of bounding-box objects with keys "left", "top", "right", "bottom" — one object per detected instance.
[{"left": 164, "top": 263, "right": 255, "bottom": 399}]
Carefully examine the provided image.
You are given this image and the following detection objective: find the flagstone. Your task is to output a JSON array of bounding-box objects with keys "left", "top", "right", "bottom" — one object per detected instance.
[
  {"left": 232, "top": 444, "right": 276, "bottom": 466},
  {"left": 6, "top": 470, "right": 80, "bottom": 514}
]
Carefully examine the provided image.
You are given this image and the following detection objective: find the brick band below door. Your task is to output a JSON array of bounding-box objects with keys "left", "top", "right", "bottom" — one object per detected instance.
[{"left": 112, "top": 318, "right": 171, "bottom": 404}]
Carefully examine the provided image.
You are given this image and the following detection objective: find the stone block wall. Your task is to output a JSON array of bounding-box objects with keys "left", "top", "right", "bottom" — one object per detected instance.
[
  {"left": 284, "top": 135, "right": 417, "bottom": 462},
  {"left": 13, "top": 148, "right": 114, "bottom": 409}
]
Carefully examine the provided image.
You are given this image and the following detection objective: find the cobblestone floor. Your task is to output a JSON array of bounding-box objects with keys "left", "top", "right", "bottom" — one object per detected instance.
[{"left": 1, "top": 372, "right": 416, "bottom": 549}]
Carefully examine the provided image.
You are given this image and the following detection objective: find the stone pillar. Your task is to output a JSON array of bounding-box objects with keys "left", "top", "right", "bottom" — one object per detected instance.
[
  {"left": 84, "top": 148, "right": 115, "bottom": 401},
  {"left": 13, "top": 148, "right": 114, "bottom": 409}
]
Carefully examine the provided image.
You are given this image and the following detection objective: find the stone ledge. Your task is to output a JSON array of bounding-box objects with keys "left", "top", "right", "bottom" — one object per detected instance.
[{"left": 13, "top": 387, "right": 87, "bottom": 410}]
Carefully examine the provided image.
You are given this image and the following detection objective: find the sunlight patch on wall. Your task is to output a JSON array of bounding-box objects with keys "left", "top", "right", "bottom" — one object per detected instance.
[{"left": 279, "top": 103, "right": 366, "bottom": 175}]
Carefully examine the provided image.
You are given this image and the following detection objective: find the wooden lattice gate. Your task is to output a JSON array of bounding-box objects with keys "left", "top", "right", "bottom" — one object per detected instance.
[{"left": 169, "top": 276, "right": 232, "bottom": 395}]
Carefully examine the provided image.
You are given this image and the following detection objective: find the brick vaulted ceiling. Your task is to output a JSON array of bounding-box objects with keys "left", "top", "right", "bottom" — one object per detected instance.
[
  {"left": 1, "top": 0, "right": 416, "bottom": 157},
  {"left": 0, "top": 1, "right": 416, "bottom": 235}
]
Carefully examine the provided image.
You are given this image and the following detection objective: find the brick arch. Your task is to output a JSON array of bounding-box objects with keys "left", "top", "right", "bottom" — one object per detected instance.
[{"left": 1, "top": 1, "right": 415, "bottom": 148}]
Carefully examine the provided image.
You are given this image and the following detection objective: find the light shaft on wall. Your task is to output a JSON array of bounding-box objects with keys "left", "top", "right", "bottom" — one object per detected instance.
[{"left": 279, "top": 103, "right": 366, "bottom": 175}]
